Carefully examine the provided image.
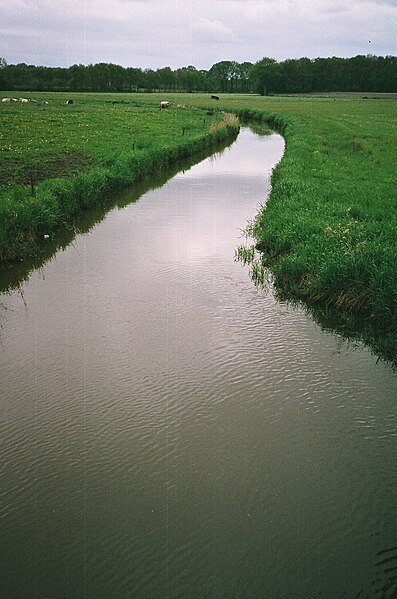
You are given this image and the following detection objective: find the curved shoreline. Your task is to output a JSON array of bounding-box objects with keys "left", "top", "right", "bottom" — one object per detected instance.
[{"left": 230, "top": 105, "right": 396, "bottom": 366}]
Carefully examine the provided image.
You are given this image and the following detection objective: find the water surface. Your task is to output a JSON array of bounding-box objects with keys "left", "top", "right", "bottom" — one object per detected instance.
[{"left": 0, "top": 128, "right": 396, "bottom": 598}]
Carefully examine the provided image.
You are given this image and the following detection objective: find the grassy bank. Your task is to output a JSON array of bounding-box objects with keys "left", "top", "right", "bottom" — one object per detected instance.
[
  {"left": 0, "top": 92, "right": 238, "bottom": 260},
  {"left": 211, "top": 95, "right": 396, "bottom": 364}
]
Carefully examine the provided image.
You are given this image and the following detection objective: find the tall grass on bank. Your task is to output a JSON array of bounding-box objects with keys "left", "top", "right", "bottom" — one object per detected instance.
[{"left": 0, "top": 96, "right": 238, "bottom": 260}]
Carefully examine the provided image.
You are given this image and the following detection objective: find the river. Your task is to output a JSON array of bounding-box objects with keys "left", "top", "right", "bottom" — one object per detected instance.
[{"left": 0, "top": 127, "right": 396, "bottom": 598}]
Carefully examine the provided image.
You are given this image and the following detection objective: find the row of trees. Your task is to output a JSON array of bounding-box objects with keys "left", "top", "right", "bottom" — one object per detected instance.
[
  {"left": 250, "top": 55, "right": 397, "bottom": 94},
  {"left": 0, "top": 60, "right": 253, "bottom": 94},
  {"left": 0, "top": 55, "right": 396, "bottom": 94}
]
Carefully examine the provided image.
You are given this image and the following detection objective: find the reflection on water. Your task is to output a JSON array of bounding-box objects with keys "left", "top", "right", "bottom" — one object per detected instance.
[
  {"left": 0, "top": 136, "right": 237, "bottom": 294},
  {"left": 0, "top": 127, "right": 396, "bottom": 599}
]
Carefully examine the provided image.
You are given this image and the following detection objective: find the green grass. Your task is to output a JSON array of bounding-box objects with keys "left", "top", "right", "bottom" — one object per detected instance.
[
  {"left": 0, "top": 93, "right": 223, "bottom": 186},
  {"left": 1, "top": 91, "right": 396, "bottom": 363}
]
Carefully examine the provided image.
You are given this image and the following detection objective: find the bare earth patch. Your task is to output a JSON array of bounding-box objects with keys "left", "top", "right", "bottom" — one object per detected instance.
[{"left": 0, "top": 151, "right": 98, "bottom": 186}]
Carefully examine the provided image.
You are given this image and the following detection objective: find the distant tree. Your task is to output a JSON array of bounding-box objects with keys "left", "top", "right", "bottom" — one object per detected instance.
[
  {"left": 126, "top": 67, "right": 144, "bottom": 91},
  {"left": 209, "top": 60, "right": 239, "bottom": 92},
  {"left": 249, "top": 58, "right": 278, "bottom": 94},
  {"left": 198, "top": 69, "right": 211, "bottom": 92},
  {"left": 0, "top": 58, "right": 7, "bottom": 88},
  {"left": 379, "top": 55, "right": 397, "bottom": 92},
  {"left": 144, "top": 68, "right": 159, "bottom": 92},
  {"left": 110, "top": 63, "right": 127, "bottom": 91},
  {"left": 295, "top": 57, "right": 313, "bottom": 92},
  {"left": 0, "top": 58, "right": 7, "bottom": 89},
  {"left": 235, "top": 62, "right": 253, "bottom": 93},
  {"left": 93, "top": 63, "right": 114, "bottom": 91},
  {"left": 68, "top": 64, "right": 88, "bottom": 91},
  {"left": 157, "top": 67, "right": 175, "bottom": 92},
  {"left": 175, "top": 65, "right": 204, "bottom": 92}
]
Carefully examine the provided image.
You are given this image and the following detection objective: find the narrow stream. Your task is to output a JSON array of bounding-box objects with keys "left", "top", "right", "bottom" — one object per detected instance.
[{"left": 0, "top": 127, "right": 396, "bottom": 598}]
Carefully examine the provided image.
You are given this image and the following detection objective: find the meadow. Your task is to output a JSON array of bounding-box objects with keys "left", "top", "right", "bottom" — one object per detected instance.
[{"left": 1, "top": 91, "right": 396, "bottom": 362}]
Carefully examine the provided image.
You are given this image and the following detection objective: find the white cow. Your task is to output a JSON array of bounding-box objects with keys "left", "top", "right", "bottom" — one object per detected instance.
[{"left": 160, "top": 101, "right": 170, "bottom": 109}]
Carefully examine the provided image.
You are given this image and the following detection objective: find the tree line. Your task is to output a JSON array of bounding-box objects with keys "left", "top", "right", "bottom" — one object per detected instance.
[
  {"left": 249, "top": 55, "right": 397, "bottom": 94},
  {"left": 0, "top": 55, "right": 396, "bottom": 94},
  {"left": 0, "top": 60, "right": 253, "bottom": 94}
]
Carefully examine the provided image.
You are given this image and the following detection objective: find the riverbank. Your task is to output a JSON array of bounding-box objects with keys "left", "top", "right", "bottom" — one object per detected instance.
[
  {"left": 0, "top": 95, "right": 238, "bottom": 261},
  {"left": 222, "top": 100, "right": 396, "bottom": 365},
  {"left": 127, "top": 93, "right": 395, "bottom": 363}
]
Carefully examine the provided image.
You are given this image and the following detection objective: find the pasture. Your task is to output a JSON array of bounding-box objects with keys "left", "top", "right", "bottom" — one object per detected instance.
[{"left": 0, "top": 92, "right": 225, "bottom": 188}]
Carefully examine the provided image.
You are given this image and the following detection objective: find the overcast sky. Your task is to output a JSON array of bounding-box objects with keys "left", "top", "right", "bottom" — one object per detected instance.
[{"left": 1, "top": 0, "right": 396, "bottom": 70}]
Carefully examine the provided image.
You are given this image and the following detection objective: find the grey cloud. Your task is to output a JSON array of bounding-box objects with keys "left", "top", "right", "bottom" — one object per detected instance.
[
  {"left": 192, "top": 18, "right": 236, "bottom": 42},
  {"left": 368, "top": 0, "right": 397, "bottom": 5},
  {"left": 0, "top": 0, "right": 396, "bottom": 69}
]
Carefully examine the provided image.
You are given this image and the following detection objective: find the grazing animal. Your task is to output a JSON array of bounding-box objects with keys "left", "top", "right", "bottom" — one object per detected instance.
[
  {"left": 211, "top": 95, "right": 219, "bottom": 100},
  {"left": 2, "top": 97, "right": 13, "bottom": 102},
  {"left": 160, "top": 101, "right": 170, "bottom": 109},
  {"left": 66, "top": 99, "right": 74, "bottom": 105},
  {"left": 19, "top": 98, "right": 30, "bottom": 103}
]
